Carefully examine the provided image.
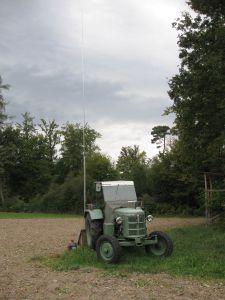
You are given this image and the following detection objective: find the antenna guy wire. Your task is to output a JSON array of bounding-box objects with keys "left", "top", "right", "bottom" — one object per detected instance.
[{"left": 81, "top": 9, "right": 86, "bottom": 213}]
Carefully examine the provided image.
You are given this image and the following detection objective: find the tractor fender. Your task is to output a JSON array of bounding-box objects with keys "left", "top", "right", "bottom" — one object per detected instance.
[{"left": 85, "top": 209, "right": 103, "bottom": 220}]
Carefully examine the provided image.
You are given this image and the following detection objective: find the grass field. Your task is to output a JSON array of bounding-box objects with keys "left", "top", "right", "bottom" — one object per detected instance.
[
  {"left": 0, "top": 212, "right": 78, "bottom": 219},
  {"left": 48, "top": 224, "right": 225, "bottom": 279}
]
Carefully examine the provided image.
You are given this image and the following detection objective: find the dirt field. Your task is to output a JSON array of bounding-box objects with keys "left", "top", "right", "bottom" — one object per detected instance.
[{"left": 1, "top": 217, "right": 225, "bottom": 300}]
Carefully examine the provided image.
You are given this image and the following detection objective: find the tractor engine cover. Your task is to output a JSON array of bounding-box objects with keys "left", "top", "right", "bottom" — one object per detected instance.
[{"left": 114, "top": 207, "right": 147, "bottom": 238}]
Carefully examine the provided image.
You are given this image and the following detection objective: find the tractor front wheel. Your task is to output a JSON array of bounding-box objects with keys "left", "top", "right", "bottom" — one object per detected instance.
[
  {"left": 96, "top": 235, "right": 122, "bottom": 264},
  {"left": 145, "top": 231, "right": 173, "bottom": 257}
]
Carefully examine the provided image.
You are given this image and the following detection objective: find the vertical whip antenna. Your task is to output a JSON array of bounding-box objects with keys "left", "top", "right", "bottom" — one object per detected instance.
[{"left": 81, "top": 8, "right": 86, "bottom": 213}]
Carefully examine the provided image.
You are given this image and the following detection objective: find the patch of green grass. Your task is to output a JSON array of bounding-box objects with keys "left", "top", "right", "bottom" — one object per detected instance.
[
  {"left": 49, "top": 224, "right": 225, "bottom": 279},
  {"left": 0, "top": 212, "right": 80, "bottom": 219},
  {"left": 55, "top": 287, "right": 70, "bottom": 295},
  {"left": 30, "top": 255, "right": 45, "bottom": 262},
  {"left": 30, "top": 254, "right": 61, "bottom": 269}
]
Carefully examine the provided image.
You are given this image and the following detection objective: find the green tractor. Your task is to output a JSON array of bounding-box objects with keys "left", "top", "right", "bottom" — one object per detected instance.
[{"left": 85, "top": 181, "right": 173, "bottom": 263}]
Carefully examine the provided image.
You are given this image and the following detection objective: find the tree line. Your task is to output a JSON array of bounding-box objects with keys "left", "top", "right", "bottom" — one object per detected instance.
[{"left": 0, "top": 0, "right": 225, "bottom": 215}]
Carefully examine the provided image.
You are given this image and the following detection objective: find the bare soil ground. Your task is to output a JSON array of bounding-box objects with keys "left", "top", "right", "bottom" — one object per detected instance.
[{"left": 1, "top": 217, "right": 225, "bottom": 300}]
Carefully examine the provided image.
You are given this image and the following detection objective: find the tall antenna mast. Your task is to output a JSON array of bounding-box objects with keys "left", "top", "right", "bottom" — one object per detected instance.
[{"left": 81, "top": 9, "right": 86, "bottom": 213}]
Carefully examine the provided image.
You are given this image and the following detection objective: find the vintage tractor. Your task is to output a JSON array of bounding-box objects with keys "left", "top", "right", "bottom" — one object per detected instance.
[{"left": 85, "top": 181, "right": 173, "bottom": 263}]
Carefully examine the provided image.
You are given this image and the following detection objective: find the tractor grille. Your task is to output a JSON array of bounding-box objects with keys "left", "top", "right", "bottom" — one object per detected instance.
[{"left": 127, "top": 214, "right": 146, "bottom": 236}]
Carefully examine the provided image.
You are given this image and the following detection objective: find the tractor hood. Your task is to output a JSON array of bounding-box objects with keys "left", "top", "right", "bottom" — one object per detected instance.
[{"left": 114, "top": 207, "right": 144, "bottom": 217}]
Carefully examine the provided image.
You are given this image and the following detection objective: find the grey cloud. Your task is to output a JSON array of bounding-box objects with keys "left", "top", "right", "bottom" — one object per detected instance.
[
  {"left": 5, "top": 63, "right": 172, "bottom": 126},
  {"left": 0, "top": 0, "right": 187, "bottom": 158}
]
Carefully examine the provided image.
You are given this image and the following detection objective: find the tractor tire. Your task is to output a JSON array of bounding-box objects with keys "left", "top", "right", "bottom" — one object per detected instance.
[
  {"left": 96, "top": 235, "right": 122, "bottom": 264},
  {"left": 85, "top": 214, "right": 102, "bottom": 250},
  {"left": 145, "top": 231, "right": 173, "bottom": 257}
]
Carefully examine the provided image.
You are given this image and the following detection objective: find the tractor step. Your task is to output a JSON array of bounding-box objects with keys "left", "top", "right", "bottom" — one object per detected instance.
[{"left": 78, "top": 229, "right": 87, "bottom": 246}]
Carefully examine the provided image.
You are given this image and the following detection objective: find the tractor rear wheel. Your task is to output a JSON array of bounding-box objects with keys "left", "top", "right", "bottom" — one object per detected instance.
[
  {"left": 145, "top": 231, "right": 173, "bottom": 257},
  {"left": 85, "top": 214, "right": 102, "bottom": 250},
  {"left": 96, "top": 235, "right": 122, "bottom": 264}
]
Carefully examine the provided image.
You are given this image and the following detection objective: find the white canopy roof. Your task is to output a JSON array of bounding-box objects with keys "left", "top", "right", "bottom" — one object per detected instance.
[{"left": 100, "top": 181, "right": 134, "bottom": 186}]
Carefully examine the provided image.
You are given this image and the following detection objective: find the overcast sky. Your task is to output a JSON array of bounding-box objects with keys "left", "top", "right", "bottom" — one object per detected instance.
[{"left": 0, "top": 0, "right": 189, "bottom": 160}]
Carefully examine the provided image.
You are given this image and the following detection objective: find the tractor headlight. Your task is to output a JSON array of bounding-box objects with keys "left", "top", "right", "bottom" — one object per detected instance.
[
  {"left": 146, "top": 215, "right": 153, "bottom": 222},
  {"left": 116, "top": 216, "right": 123, "bottom": 225}
]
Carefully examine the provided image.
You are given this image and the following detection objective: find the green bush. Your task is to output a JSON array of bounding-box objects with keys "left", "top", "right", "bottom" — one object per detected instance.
[
  {"left": 156, "top": 202, "right": 177, "bottom": 215},
  {"left": 10, "top": 197, "right": 25, "bottom": 212},
  {"left": 142, "top": 194, "right": 156, "bottom": 213},
  {"left": 29, "top": 194, "right": 44, "bottom": 212},
  {"left": 38, "top": 173, "right": 84, "bottom": 213},
  {"left": 210, "top": 192, "right": 225, "bottom": 212},
  {"left": 142, "top": 193, "right": 204, "bottom": 216}
]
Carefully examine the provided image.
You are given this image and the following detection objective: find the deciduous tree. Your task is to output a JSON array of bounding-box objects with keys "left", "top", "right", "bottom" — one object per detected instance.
[
  {"left": 59, "top": 123, "right": 101, "bottom": 177},
  {"left": 167, "top": 0, "right": 225, "bottom": 175},
  {"left": 117, "top": 145, "right": 148, "bottom": 195},
  {"left": 39, "top": 119, "right": 60, "bottom": 163}
]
